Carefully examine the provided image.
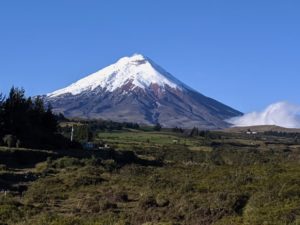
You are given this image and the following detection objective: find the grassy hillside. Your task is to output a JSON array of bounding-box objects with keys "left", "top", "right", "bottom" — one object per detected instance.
[{"left": 0, "top": 130, "right": 299, "bottom": 225}]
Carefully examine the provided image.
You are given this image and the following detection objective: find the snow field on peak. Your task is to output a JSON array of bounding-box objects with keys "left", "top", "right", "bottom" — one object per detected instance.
[{"left": 47, "top": 54, "right": 186, "bottom": 98}]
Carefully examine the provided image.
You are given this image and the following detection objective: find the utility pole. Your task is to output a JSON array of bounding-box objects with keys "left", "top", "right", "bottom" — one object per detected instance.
[{"left": 71, "top": 125, "right": 74, "bottom": 142}]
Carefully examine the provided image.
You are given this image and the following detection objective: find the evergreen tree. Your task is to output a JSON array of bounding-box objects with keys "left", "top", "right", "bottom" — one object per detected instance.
[
  {"left": 0, "top": 87, "right": 61, "bottom": 149},
  {"left": 0, "top": 93, "right": 5, "bottom": 138},
  {"left": 2, "top": 87, "right": 30, "bottom": 137}
]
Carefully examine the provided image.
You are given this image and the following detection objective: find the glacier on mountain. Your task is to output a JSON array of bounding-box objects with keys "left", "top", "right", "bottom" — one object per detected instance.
[{"left": 47, "top": 54, "right": 190, "bottom": 98}]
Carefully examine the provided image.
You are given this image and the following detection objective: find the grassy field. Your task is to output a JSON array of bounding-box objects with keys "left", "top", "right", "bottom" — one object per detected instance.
[
  {"left": 96, "top": 130, "right": 212, "bottom": 154},
  {"left": 0, "top": 130, "right": 299, "bottom": 225}
]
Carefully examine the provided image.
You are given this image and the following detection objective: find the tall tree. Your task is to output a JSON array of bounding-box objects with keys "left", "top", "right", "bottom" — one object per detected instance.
[
  {"left": 0, "top": 93, "right": 5, "bottom": 137},
  {"left": 1, "top": 87, "right": 60, "bottom": 148},
  {"left": 3, "top": 87, "right": 30, "bottom": 137}
]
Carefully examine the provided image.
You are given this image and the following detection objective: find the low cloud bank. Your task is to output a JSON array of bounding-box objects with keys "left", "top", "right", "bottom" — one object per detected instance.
[{"left": 227, "top": 102, "right": 300, "bottom": 128}]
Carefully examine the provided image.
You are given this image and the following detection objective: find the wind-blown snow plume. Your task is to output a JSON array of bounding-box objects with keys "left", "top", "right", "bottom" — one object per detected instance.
[{"left": 228, "top": 102, "right": 300, "bottom": 128}]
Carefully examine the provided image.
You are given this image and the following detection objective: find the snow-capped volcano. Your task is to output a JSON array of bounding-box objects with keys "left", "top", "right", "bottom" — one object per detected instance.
[
  {"left": 48, "top": 54, "right": 190, "bottom": 98},
  {"left": 44, "top": 54, "right": 242, "bottom": 129}
]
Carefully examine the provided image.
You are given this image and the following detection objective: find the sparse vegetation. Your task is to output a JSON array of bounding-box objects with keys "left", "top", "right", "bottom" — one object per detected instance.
[{"left": 0, "top": 127, "right": 298, "bottom": 225}]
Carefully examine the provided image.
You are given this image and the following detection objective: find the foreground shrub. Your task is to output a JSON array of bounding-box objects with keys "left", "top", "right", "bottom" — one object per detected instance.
[
  {"left": 51, "top": 157, "right": 83, "bottom": 169},
  {"left": 139, "top": 195, "right": 157, "bottom": 209},
  {"left": 155, "top": 194, "right": 169, "bottom": 207}
]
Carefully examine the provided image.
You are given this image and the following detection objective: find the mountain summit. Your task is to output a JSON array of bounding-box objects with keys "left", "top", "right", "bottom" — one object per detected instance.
[
  {"left": 45, "top": 54, "right": 242, "bottom": 128},
  {"left": 48, "top": 54, "right": 190, "bottom": 97}
]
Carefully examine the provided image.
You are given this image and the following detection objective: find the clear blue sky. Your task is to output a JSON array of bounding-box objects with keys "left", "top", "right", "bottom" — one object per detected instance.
[{"left": 0, "top": 0, "right": 299, "bottom": 113}]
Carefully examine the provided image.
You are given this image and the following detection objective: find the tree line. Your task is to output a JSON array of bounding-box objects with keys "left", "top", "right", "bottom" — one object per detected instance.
[{"left": 0, "top": 87, "right": 74, "bottom": 149}]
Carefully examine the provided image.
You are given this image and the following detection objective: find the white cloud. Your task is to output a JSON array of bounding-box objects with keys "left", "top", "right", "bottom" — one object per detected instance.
[{"left": 227, "top": 102, "right": 300, "bottom": 128}]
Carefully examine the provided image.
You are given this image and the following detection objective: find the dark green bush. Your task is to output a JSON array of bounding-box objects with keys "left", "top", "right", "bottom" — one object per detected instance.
[
  {"left": 139, "top": 195, "right": 157, "bottom": 209},
  {"left": 100, "top": 200, "right": 118, "bottom": 211},
  {"left": 113, "top": 191, "right": 129, "bottom": 202},
  {"left": 156, "top": 194, "right": 169, "bottom": 207},
  {"left": 51, "top": 157, "right": 83, "bottom": 169}
]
